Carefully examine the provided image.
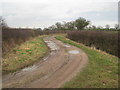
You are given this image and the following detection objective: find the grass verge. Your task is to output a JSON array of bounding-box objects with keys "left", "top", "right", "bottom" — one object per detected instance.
[
  {"left": 2, "top": 36, "right": 48, "bottom": 74},
  {"left": 55, "top": 35, "right": 118, "bottom": 88}
]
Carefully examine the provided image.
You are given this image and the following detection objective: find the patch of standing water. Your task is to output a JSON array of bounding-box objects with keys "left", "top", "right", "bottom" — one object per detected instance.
[
  {"left": 44, "top": 40, "right": 59, "bottom": 51},
  {"left": 68, "top": 50, "right": 80, "bottom": 54},
  {"left": 22, "top": 65, "right": 37, "bottom": 72},
  {"left": 64, "top": 44, "right": 71, "bottom": 48},
  {"left": 43, "top": 56, "right": 49, "bottom": 61}
]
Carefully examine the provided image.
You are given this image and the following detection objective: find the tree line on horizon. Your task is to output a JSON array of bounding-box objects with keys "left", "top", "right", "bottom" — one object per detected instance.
[
  {"left": 0, "top": 16, "right": 119, "bottom": 31},
  {"left": 43, "top": 17, "right": 119, "bottom": 31}
]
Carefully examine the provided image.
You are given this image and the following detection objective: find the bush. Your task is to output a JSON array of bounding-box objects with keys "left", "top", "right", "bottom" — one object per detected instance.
[
  {"left": 67, "top": 30, "right": 118, "bottom": 57},
  {"left": 2, "top": 28, "right": 65, "bottom": 56}
]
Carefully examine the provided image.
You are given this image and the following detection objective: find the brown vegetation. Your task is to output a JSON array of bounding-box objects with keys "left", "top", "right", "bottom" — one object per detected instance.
[
  {"left": 2, "top": 28, "right": 65, "bottom": 56},
  {"left": 67, "top": 30, "right": 119, "bottom": 57}
]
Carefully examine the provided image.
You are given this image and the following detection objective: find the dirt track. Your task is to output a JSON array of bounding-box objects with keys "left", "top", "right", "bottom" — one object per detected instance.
[{"left": 2, "top": 36, "right": 88, "bottom": 88}]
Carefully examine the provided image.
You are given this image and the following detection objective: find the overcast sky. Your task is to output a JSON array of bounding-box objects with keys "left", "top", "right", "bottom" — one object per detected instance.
[{"left": 1, "top": 0, "right": 119, "bottom": 28}]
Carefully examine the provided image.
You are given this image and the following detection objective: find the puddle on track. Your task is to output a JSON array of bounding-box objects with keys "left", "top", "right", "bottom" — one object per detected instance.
[
  {"left": 22, "top": 65, "right": 37, "bottom": 72},
  {"left": 68, "top": 50, "right": 80, "bottom": 54},
  {"left": 44, "top": 40, "right": 59, "bottom": 51},
  {"left": 43, "top": 56, "right": 49, "bottom": 61},
  {"left": 64, "top": 44, "right": 71, "bottom": 48}
]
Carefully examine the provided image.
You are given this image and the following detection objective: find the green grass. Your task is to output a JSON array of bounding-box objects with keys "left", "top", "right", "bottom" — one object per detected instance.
[
  {"left": 55, "top": 35, "right": 118, "bottom": 88},
  {"left": 2, "top": 36, "right": 48, "bottom": 74}
]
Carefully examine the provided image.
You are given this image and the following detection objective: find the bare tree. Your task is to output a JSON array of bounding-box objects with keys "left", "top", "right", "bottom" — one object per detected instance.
[{"left": 0, "top": 16, "right": 8, "bottom": 28}]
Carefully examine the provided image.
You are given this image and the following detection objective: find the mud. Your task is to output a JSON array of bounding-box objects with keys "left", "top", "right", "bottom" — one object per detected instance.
[{"left": 2, "top": 36, "right": 88, "bottom": 88}]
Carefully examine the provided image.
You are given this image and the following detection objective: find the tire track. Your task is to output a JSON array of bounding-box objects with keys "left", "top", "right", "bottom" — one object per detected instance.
[{"left": 3, "top": 36, "right": 88, "bottom": 88}]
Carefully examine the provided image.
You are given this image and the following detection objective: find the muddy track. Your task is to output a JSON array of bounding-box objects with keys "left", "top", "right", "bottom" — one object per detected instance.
[{"left": 2, "top": 36, "right": 88, "bottom": 88}]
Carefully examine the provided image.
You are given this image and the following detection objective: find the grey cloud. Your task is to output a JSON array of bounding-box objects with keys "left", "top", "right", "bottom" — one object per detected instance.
[{"left": 1, "top": 0, "right": 118, "bottom": 28}]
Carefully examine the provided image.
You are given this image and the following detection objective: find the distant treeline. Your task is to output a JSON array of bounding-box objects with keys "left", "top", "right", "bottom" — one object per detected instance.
[
  {"left": 43, "top": 17, "right": 119, "bottom": 31},
  {"left": 2, "top": 28, "right": 65, "bottom": 56},
  {"left": 67, "top": 30, "right": 119, "bottom": 57}
]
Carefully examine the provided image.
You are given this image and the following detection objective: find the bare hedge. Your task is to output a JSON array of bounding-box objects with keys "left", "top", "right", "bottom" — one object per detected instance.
[{"left": 67, "top": 30, "right": 119, "bottom": 57}]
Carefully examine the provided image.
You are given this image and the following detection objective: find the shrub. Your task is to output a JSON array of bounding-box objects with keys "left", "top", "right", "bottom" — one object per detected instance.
[
  {"left": 67, "top": 30, "right": 118, "bottom": 57},
  {"left": 2, "top": 28, "right": 65, "bottom": 56}
]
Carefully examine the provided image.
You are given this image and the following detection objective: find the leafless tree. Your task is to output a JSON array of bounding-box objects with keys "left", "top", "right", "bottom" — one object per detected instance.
[{"left": 0, "top": 16, "right": 8, "bottom": 29}]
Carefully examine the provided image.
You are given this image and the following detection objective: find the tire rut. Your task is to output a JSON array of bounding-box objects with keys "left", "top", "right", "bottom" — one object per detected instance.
[{"left": 2, "top": 36, "right": 88, "bottom": 88}]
